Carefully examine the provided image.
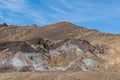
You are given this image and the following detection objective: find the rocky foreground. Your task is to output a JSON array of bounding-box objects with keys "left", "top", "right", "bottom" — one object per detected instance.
[{"left": 0, "top": 22, "right": 120, "bottom": 73}]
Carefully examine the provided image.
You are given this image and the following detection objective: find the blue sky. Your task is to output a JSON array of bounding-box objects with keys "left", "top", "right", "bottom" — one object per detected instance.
[{"left": 0, "top": 0, "right": 120, "bottom": 33}]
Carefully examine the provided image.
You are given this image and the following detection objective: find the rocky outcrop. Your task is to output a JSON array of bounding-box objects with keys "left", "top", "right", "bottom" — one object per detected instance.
[
  {"left": 0, "top": 23, "right": 8, "bottom": 27},
  {"left": 0, "top": 38, "right": 111, "bottom": 72}
]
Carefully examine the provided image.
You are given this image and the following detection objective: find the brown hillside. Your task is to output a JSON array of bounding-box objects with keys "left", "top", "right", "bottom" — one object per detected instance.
[{"left": 0, "top": 22, "right": 120, "bottom": 48}]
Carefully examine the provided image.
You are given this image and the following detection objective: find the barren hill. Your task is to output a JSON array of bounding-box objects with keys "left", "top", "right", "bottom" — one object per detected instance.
[
  {"left": 0, "top": 22, "right": 120, "bottom": 44},
  {"left": 0, "top": 22, "right": 120, "bottom": 51},
  {"left": 0, "top": 22, "right": 120, "bottom": 73}
]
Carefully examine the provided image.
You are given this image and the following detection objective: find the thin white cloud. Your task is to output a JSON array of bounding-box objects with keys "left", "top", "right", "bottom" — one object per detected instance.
[
  {"left": 0, "top": 0, "right": 27, "bottom": 12},
  {"left": 53, "top": 0, "right": 120, "bottom": 22},
  {"left": 49, "top": 5, "right": 66, "bottom": 14},
  {"left": 27, "top": 10, "right": 47, "bottom": 24},
  {"left": 0, "top": 0, "right": 47, "bottom": 25}
]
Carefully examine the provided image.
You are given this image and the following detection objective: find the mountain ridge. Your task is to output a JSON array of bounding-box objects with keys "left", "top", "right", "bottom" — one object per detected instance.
[{"left": 0, "top": 22, "right": 119, "bottom": 45}]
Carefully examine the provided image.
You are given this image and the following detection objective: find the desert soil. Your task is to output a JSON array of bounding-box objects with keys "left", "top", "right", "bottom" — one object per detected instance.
[{"left": 0, "top": 72, "right": 120, "bottom": 80}]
